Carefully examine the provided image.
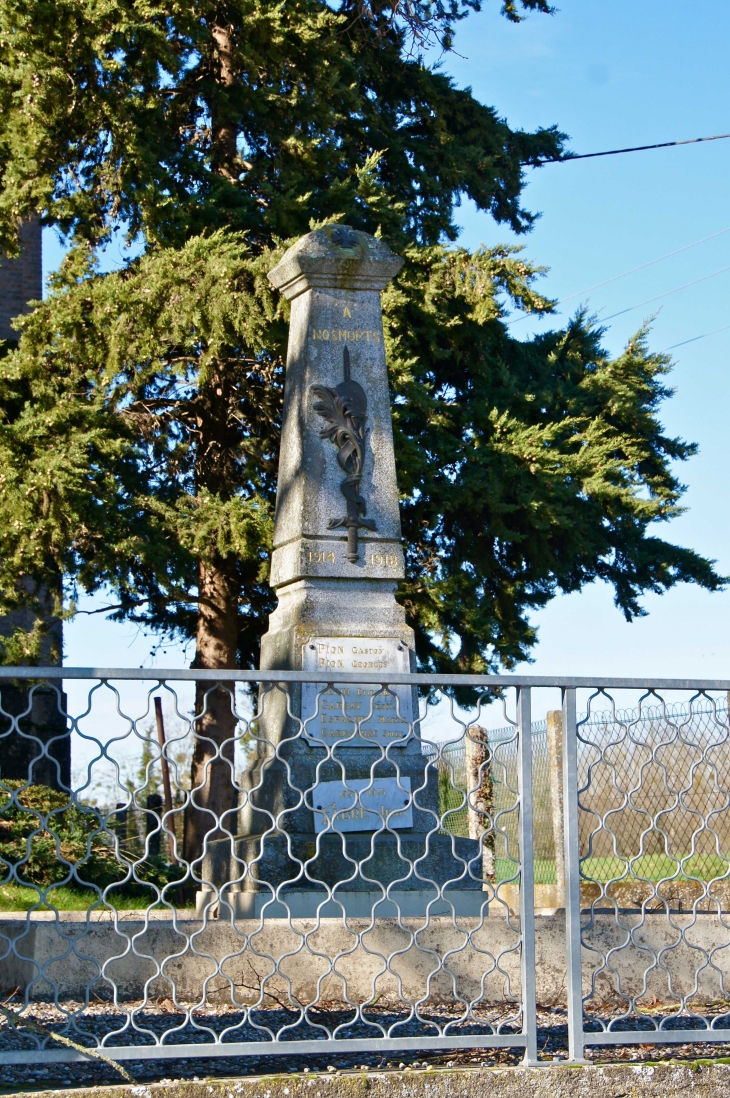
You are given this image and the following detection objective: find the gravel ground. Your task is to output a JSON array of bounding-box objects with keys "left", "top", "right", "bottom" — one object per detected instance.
[{"left": 3, "top": 1001, "right": 730, "bottom": 1093}]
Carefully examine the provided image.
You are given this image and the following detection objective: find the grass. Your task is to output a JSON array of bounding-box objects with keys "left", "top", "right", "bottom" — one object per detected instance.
[
  {"left": 494, "top": 858, "right": 556, "bottom": 884},
  {"left": 0, "top": 882, "right": 194, "bottom": 912},
  {"left": 493, "top": 855, "right": 730, "bottom": 886},
  {"left": 580, "top": 853, "right": 730, "bottom": 883},
  {"left": 4, "top": 855, "right": 727, "bottom": 913}
]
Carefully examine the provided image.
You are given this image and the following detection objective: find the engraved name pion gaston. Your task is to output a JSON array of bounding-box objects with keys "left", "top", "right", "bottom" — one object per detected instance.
[{"left": 301, "top": 638, "right": 413, "bottom": 747}]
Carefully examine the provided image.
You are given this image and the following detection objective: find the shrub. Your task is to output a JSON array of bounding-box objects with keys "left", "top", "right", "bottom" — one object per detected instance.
[{"left": 0, "top": 780, "right": 173, "bottom": 894}]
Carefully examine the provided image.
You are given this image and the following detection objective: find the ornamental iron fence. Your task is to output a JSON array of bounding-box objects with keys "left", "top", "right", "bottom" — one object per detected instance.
[{"left": 1, "top": 668, "right": 730, "bottom": 1067}]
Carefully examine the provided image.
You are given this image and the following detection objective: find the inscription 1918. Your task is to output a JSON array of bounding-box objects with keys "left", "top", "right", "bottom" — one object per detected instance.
[{"left": 303, "top": 548, "right": 398, "bottom": 568}]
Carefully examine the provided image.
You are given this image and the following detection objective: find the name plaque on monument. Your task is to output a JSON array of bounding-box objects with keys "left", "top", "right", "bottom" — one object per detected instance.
[
  {"left": 313, "top": 777, "right": 413, "bottom": 833},
  {"left": 301, "top": 637, "right": 414, "bottom": 747}
]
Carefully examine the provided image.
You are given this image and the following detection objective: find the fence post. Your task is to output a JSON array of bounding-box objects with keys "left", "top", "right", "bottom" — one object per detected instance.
[
  {"left": 113, "top": 802, "right": 128, "bottom": 847},
  {"left": 517, "top": 686, "right": 538, "bottom": 1065},
  {"left": 465, "top": 725, "right": 495, "bottom": 884},
  {"left": 562, "top": 687, "right": 586, "bottom": 1062},
  {"left": 154, "top": 697, "right": 178, "bottom": 864},
  {"left": 546, "top": 710, "right": 566, "bottom": 907}
]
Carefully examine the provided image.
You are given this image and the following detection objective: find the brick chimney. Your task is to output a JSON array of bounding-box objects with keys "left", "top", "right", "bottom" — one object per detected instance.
[
  {"left": 0, "top": 217, "right": 42, "bottom": 341},
  {"left": 0, "top": 220, "right": 68, "bottom": 789}
]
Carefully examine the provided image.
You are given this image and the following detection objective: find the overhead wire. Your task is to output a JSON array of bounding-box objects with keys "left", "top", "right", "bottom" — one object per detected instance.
[
  {"left": 534, "top": 131, "right": 730, "bottom": 164},
  {"left": 512, "top": 129, "right": 730, "bottom": 351},
  {"left": 508, "top": 226, "right": 730, "bottom": 326},
  {"left": 665, "top": 324, "right": 730, "bottom": 352},
  {"left": 601, "top": 264, "right": 730, "bottom": 321}
]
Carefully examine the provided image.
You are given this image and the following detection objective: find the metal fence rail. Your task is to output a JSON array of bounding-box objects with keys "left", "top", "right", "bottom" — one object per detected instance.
[{"left": 1, "top": 668, "right": 730, "bottom": 1067}]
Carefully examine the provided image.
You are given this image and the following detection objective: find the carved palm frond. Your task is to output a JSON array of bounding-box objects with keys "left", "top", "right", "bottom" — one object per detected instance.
[
  {"left": 310, "top": 356, "right": 377, "bottom": 560},
  {"left": 311, "top": 385, "right": 363, "bottom": 475}
]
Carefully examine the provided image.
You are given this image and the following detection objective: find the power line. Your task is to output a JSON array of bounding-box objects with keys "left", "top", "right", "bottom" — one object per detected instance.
[
  {"left": 538, "top": 131, "right": 730, "bottom": 163},
  {"left": 666, "top": 323, "right": 730, "bottom": 351},
  {"left": 560, "top": 228, "right": 730, "bottom": 303},
  {"left": 601, "top": 264, "right": 730, "bottom": 321},
  {"left": 508, "top": 226, "right": 730, "bottom": 326}
]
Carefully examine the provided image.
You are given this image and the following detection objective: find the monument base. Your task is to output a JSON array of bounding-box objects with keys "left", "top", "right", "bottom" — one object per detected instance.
[
  {"left": 202, "top": 830, "right": 482, "bottom": 895},
  {"left": 196, "top": 887, "right": 490, "bottom": 919}
]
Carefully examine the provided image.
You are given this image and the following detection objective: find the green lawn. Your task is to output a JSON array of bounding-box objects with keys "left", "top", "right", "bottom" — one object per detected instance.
[
  {"left": 0, "top": 882, "right": 194, "bottom": 912},
  {"left": 495, "top": 858, "right": 557, "bottom": 884},
  {"left": 494, "top": 855, "right": 730, "bottom": 886},
  {"left": 4, "top": 854, "right": 726, "bottom": 913},
  {"left": 580, "top": 853, "right": 730, "bottom": 883}
]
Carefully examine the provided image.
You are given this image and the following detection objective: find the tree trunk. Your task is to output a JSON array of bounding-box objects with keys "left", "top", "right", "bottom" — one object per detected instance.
[
  {"left": 210, "top": 19, "right": 239, "bottom": 181},
  {"left": 182, "top": 12, "right": 243, "bottom": 873},
  {"left": 184, "top": 553, "right": 240, "bottom": 868}
]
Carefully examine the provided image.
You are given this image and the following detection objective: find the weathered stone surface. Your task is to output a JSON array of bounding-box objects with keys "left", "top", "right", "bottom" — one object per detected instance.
[
  {"left": 268, "top": 223, "right": 403, "bottom": 297},
  {"left": 258, "top": 224, "right": 416, "bottom": 684},
  {"left": 236, "top": 735, "right": 438, "bottom": 838},
  {"left": 222, "top": 227, "right": 467, "bottom": 899},
  {"left": 220, "top": 226, "right": 480, "bottom": 903},
  {"left": 0, "top": 216, "right": 41, "bottom": 341},
  {"left": 260, "top": 582, "right": 413, "bottom": 679},
  {"left": 266, "top": 225, "right": 404, "bottom": 590},
  {"left": 0, "top": 579, "right": 68, "bottom": 790},
  {"left": 203, "top": 830, "right": 481, "bottom": 896},
  {"left": 11, "top": 1061, "right": 730, "bottom": 1098},
  {"left": 0, "top": 227, "right": 69, "bottom": 791},
  {"left": 301, "top": 638, "right": 413, "bottom": 748}
]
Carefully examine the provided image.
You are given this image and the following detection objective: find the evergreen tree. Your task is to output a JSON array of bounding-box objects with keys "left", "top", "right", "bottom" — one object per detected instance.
[{"left": 0, "top": 0, "right": 722, "bottom": 861}]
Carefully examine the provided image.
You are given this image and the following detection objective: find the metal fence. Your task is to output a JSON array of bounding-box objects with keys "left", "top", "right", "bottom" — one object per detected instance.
[
  {"left": 432, "top": 698, "right": 730, "bottom": 885},
  {"left": 425, "top": 720, "right": 555, "bottom": 882},
  {"left": 2, "top": 669, "right": 730, "bottom": 1068}
]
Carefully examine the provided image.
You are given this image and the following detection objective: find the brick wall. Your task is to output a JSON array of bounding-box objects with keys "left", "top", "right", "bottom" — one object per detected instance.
[
  {"left": 0, "top": 217, "right": 42, "bottom": 342},
  {"left": 0, "top": 221, "right": 67, "bottom": 787}
]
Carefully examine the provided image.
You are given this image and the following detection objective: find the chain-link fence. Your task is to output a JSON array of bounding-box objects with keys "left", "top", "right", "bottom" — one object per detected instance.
[
  {"left": 430, "top": 697, "right": 730, "bottom": 888},
  {"left": 424, "top": 721, "right": 555, "bottom": 884}
]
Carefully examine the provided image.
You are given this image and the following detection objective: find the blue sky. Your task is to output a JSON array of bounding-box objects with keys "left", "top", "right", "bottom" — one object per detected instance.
[{"left": 57, "top": 0, "right": 730, "bottom": 679}]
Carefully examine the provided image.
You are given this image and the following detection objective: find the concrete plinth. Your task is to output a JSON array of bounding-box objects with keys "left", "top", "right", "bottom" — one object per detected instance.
[
  {"left": 202, "top": 829, "right": 482, "bottom": 904},
  {"left": 19, "top": 1064, "right": 730, "bottom": 1098},
  {"left": 6, "top": 910, "right": 730, "bottom": 1008},
  {"left": 196, "top": 887, "right": 489, "bottom": 919}
]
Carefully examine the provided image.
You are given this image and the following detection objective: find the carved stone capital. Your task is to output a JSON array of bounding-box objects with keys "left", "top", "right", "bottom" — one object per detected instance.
[{"left": 268, "top": 225, "right": 404, "bottom": 300}]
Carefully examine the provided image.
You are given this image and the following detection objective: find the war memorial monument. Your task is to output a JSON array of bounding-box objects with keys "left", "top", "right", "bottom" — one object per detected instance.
[{"left": 203, "top": 226, "right": 482, "bottom": 918}]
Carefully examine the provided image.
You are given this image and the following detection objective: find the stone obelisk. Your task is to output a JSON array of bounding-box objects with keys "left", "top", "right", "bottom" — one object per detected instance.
[
  {"left": 203, "top": 226, "right": 480, "bottom": 917},
  {"left": 263, "top": 223, "right": 410, "bottom": 665}
]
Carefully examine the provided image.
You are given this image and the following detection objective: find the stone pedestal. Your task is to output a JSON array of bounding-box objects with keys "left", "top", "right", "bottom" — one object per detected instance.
[{"left": 202, "top": 226, "right": 480, "bottom": 912}]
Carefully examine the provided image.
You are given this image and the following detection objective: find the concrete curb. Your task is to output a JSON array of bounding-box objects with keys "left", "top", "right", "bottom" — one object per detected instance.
[{"left": 8, "top": 1062, "right": 730, "bottom": 1098}]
